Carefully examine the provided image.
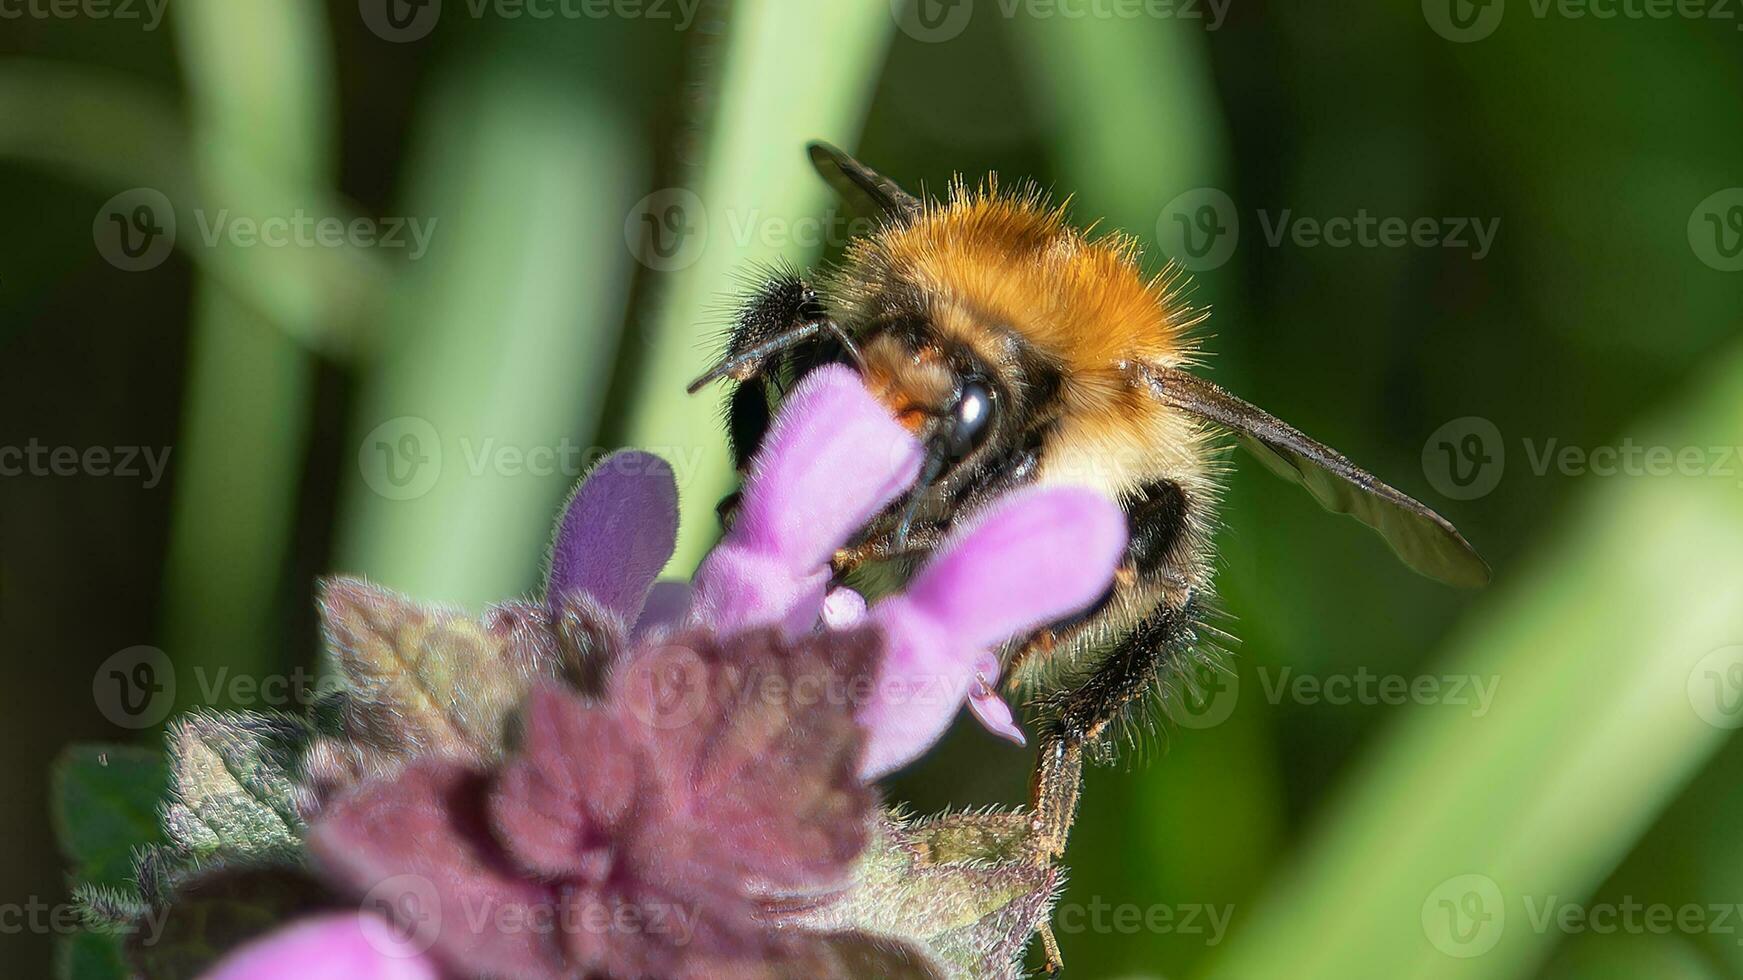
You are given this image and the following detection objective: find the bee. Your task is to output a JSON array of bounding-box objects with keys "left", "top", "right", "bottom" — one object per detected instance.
[{"left": 689, "top": 143, "right": 1488, "bottom": 871}]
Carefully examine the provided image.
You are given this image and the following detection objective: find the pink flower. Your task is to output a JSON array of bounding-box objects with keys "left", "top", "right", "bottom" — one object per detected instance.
[
  {"left": 204, "top": 364, "right": 1125, "bottom": 979},
  {"left": 620, "top": 365, "right": 1128, "bottom": 771},
  {"left": 302, "top": 627, "right": 880, "bottom": 979}
]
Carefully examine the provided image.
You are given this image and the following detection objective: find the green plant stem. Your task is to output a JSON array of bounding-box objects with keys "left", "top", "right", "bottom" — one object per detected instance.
[
  {"left": 1202, "top": 347, "right": 1743, "bottom": 980},
  {"left": 158, "top": 0, "right": 335, "bottom": 707},
  {"left": 618, "top": 0, "right": 899, "bottom": 573}
]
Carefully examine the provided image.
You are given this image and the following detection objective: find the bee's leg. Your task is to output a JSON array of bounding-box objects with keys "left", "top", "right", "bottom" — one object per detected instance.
[
  {"left": 726, "top": 356, "right": 775, "bottom": 469},
  {"left": 831, "top": 522, "right": 947, "bottom": 574},
  {"left": 1028, "top": 477, "right": 1202, "bottom": 860},
  {"left": 1037, "top": 920, "right": 1065, "bottom": 975},
  {"left": 1029, "top": 606, "right": 1196, "bottom": 860},
  {"left": 1030, "top": 730, "right": 1086, "bottom": 863}
]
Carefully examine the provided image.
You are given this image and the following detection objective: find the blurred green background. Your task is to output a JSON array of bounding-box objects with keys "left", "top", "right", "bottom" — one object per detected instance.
[{"left": 3, "top": 0, "right": 1742, "bottom": 976}]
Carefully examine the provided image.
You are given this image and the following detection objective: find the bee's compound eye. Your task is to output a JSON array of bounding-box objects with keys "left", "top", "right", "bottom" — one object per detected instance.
[{"left": 947, "top": 380, "right": 995, "bottom": 458}]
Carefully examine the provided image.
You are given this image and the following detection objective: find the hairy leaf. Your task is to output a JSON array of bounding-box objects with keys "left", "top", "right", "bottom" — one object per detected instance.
[
  {"left": 791, "top": 810, "right": 1060, "bottom": 980},
  {"left": 162, "top": 710, "right": 309, "bottom": 866},
  {"left": 306, "top": 578, "right": 622, "bottom": 800}
]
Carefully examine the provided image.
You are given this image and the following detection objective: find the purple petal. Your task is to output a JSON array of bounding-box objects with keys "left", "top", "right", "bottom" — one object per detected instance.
[
  {"left": 547, "top": 450, "right": 678, "bottom": 623},
  {"left": 967, "top": 650, "right": 1025, "bottom": 746},
  {"left": 307, "top": 760, "right": 567, "bottom": 979},
  {"left": 489, "top": 685, "right": 639, "bottom": 878},
  {"left": 197, "top": 913, "right": 441, "bottom": 980},
  {"left": 689, "top": 366, "right": 922, "bottom": 634},
  {"left": 858, "top": 487, "right": 1127, "bottom": 779},
  {"left": 901, "top": 486, "right": 1127, "bottom": 649},
  {"left": 631, "top": 580, "right": 693, "bottom": 640},
  {"left": 968, "top": 689, "right": 1026, "bottom": 747}
]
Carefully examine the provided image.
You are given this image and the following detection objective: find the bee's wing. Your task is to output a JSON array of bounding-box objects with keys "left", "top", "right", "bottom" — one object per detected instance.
[
  {"left": 1143, "top": 364, "right": 1491, "bottom": 588},
  {"left": 807, "top": 141, "right": 922, "bottom": 221}
]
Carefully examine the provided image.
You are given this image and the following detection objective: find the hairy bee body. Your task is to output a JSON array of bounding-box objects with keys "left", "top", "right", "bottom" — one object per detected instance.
[
  {"left": 826, "top": 184, "right": 1222, "bottom": 702},
  {"left": 694, "top": 144, "right": 1487, "bottom": 877}
]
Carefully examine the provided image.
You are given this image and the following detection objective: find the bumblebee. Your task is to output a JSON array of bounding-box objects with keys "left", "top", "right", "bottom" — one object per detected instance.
[{"left": 690, "top": 143, "right": 1488, "bottom": 870}]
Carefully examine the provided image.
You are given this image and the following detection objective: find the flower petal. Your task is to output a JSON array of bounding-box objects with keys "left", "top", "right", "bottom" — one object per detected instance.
[
  {"left": 899, "top": 486, "right": 1128, "bottom": 649},
  {"left": 197, "top": 912, "right": 441, "bottom": 980},
  {"left": 689, "top": 366, "right": 921, "bottom": 634},
  {"left": 619, "top": 628, "right": 878, "bottom": 895},
  {"left": 968, "top": 688, "right": 1026, "bottom": 747},
  {"left": 967, "top": 651, "right": 1025, "bottom": 746},
  {"left": 858, "top": 487, "right": 1127, "bottom": 779},
  {"left": 632, "top": 580, "right": 694, "bottom": 640},
  {"left": 489, "top": 685, "right": 639, "bottom": 879},
  {"left": 307, "top": 760, "right": 567, "bottom": 979},
  {"left": 547, "top": 450, "right": 678, "bottom": 623}
]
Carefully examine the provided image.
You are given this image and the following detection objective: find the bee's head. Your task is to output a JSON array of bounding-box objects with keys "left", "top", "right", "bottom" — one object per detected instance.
[
  {"left": 847, "top": 327, "right": 1029, "bottom": 547},
  {"left": 861, "top": 331, "right": 1000, "bottom": 453}
]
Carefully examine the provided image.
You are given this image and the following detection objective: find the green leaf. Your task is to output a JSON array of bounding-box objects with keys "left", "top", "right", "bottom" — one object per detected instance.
[
  {"left": 70, "top": 884, "right": 150, "bottom": 933},
  {"left": 794, "top": 810, "right": 1061, "bottom": 979},
  {"left": 53, "top": 745, "right": 169, "bottom": 890},
  {"left": 56, "top": 929, "right": 129, "bottom": 980},
  {"left": 306, "top": 579, "right": 565, "bottom": 789},
  {"left": 813, "top": 930, "right": 950, "bottom": 979},
  {"left": 1201, "top": 349, "right": 1743, "bottom": 979},
  {"left": 162, "top": 711, "right": 309, "bottom": 867}
]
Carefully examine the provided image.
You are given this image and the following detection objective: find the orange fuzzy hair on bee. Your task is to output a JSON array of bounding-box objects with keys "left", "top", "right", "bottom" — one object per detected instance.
[{"left": 833, "top": 177, "right": 1207, "bottom": 374}]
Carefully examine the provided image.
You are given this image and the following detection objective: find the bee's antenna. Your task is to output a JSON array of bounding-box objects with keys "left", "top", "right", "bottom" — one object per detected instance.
[{"left": 823, "top": 321, "right": 867, "bottom": 372}]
